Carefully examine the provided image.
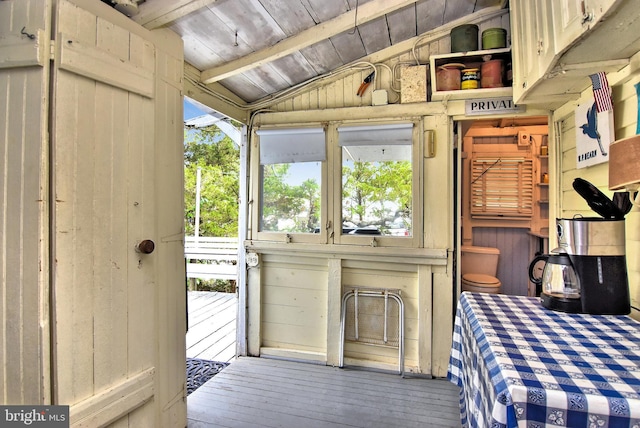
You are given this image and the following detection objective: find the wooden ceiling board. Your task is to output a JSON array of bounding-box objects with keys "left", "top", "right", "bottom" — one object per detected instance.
[
  {"left": 257, "top": 0, "right": 317, "bottom": 35},
  {"left": 386, "top": 5, "right": 418, "bottom": 44},
  {"left": 475, "top": 0, "right": 503, "bottom": 9},
  {"left": 358, "top": 15, "right": 391, "bottom": 55},
  {"left": 133, "top": 0, "right": 510, "bottom": 109},
  {"left": 206, "top": 0, "right": 287, "bottom": 49},
  {"left": 179, "top": 33, "right": 225, "bottom": 70},
  {"left": 297, "top": 0, "right": 322, "bottom": 24},
  {"left": 268, "top": 51, "right": 318, "bottom": 86},
  {"left": 242, "top": 63, "right": 295, "bottom": 95},
  {"left": 443, "top": 0, "right": 476, "bottom": 22},
  {"left": 346, "top": 0, "right": 375, "bottom": 7},
  {"left": 171, "top": 8, "right": 253, "bottom": 64},
  {"left": 357, "top": 17, "right": 392, "bottom": 54},
  {"left": 330, "top": 30, "right": 367, "bottom": 64},
  {"left": 218, "top": 74, "right": 267, "bottom": 102},
  {"left": 132, "top": 0, "right": 221, "bottom": 29},
  {"left": 416, "top": 0, "right": 446, "bottom": 34},
  {"left": 304, "top": 0, "right": 350, "bottom": 22},
  {"left": 299, "top": 40, "right": 345, "bottom": 75}
]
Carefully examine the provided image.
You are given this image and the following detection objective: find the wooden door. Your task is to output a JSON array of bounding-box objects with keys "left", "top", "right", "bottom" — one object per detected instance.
[
  {"left": 50, "top": 0, "right": 186, "bottom": 426},
  {"left": 0, "top": 0, "right": 52, "bottom": 405}
]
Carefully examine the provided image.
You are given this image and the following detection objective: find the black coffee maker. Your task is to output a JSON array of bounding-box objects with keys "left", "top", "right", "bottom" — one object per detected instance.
[{"left": 529, "top": 179, "right": 631, "bottom": 315}]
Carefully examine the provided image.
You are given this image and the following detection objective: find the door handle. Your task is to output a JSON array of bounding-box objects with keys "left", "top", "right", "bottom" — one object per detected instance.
[{"left": 135, "top": 240, "right": 155, "bottom": 254}]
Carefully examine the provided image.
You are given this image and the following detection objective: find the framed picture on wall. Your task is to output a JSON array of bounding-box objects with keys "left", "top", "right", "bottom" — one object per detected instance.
[{"left": 575, "top": 99, "right": 613, "bottom": 169}]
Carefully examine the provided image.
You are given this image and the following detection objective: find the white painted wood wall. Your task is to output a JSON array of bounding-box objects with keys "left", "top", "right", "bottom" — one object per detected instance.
[
  {"left": 0, "top": 0, "right": 51, "bottom": 405},
  {"left": 246, "top": 105, "right": 452, "bottom": 376},
  {"left": 553, "top": 64, "right": 640, "bottom": 320},
  {"left": 1, "top": 0, "right": 187, "bottom": 425},
  {"left": 243, "top": 12, "right": 512, "bottom": 377}
]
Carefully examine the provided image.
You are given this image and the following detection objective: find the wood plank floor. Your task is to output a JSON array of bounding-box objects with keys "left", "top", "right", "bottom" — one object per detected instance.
[
  {"left": 187, "top": 291, "right": 237, "bottom": 363},
  {"left": 187, "top": 357, "right": 462, "bottom": 428}
]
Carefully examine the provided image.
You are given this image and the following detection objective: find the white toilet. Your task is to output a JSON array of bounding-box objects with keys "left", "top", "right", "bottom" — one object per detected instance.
[{"left": 461, "top": 245, "right": 501, "bottom": 294}]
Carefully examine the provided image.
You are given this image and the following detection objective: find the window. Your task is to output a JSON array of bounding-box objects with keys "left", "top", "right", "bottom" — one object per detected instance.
[
  {"left": 257, "top": 128, "right": 325, "bottom": 234},
  {"left": 338, "top": 123, "right": 414, "bottom": 238},
  {"left": 251, "top": 121, "right": 422, "bottom": 247}
]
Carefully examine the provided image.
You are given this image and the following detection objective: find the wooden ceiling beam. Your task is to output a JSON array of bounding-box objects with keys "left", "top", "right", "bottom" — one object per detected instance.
[
  {"left": 199, "top": 0, "right": 418, "bottom": 84},
  {"left": 132, "top": 0, "right": 220, "bottom": 29}
]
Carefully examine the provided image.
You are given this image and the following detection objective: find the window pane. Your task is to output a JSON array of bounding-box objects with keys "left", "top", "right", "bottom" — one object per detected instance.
[
  {"left": 342, "top": 145, "right": 412, "bottom": 237},
  {"left": 261, "top": 162, "right": 321, "bottom": 233}
]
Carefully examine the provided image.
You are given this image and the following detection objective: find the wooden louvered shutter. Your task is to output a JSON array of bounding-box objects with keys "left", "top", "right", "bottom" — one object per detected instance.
[{"left": 470, "top": 156, "right": 533, "bottom": 218}]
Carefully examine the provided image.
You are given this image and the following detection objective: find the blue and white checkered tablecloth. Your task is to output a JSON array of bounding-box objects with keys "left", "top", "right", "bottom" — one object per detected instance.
[{"left": 448, "top": 292, "right": 640, "bottom": 428}]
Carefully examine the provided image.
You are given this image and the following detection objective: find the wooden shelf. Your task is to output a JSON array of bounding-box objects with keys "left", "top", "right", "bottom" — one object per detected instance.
[
  {"left": 430, "top": 47, "right": 512, "bottom": 101},
  {"left": 431, "top": 47, "right": 511, "bottom": 62},
  {"left": 431, "top": 87, "right": 513, "bottom": 101}
]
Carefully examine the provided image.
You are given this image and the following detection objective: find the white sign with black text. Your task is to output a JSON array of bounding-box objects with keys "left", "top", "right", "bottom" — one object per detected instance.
[{"left": 465, "top": 97, "right": 525, "bottom": 116}]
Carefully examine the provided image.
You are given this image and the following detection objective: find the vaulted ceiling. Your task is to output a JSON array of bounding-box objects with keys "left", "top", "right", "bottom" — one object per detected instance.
[{"left": 104, "top": 0, "right": 507, "bottom": 119}]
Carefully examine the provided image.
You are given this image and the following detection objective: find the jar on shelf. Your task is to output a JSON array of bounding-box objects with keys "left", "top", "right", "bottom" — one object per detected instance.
[{"left": 461, "top": 68, "right": 480, "bottom": 90}]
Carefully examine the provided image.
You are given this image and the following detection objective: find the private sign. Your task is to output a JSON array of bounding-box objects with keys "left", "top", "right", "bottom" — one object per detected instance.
[{"left": 465, "top": 97, "right": 525, "bottom": 116}]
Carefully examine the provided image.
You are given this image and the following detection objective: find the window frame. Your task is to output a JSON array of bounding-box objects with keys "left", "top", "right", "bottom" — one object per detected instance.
[
  {"left": 250, "top": 120, "right": 424, "bottom": 248},
  {"left": 332, "top": 120, "right": 423, "bottom": 248},
  {"left": 252, "top": 125, "right": 328, "bottom": 244}
]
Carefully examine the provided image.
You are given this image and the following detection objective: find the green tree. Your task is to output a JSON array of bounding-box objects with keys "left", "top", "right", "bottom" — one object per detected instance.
[
  {"left": 261, "top": 163, "right": 321, "bottom": 233},
  {"left": 342, "top": 162, "right": 376, "bottom": 222},
  {"left": 184, "top": 125, "right": 240, "bottom": 237},
  {"left": 342, "top": 160, "right": 411, "bottom": 226},
  {"left": 300, "top": 178, "right": 320, "bottom": 231}
]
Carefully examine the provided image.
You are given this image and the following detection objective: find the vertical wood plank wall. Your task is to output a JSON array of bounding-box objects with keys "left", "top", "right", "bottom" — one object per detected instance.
[
  {"left": 0, "top": 0, "right": 50, "bottom": 405},
  {"left": 342, "top": 261, "right": 420, "bottom": 371},
  {"left": 473, "top": 227, "right": 531, "bottom": 296},
  {"left": 260, "top": 254, "right": 329, "bottom": 357},
  {"left": 246, "top": 13, "right": 510, "bottom": 376},
  {"left": 554, "top": 66, "right": 640, "bottom": 319}
]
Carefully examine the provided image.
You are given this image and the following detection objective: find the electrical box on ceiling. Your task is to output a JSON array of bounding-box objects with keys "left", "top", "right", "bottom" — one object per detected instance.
[{"left": 401, "top": 65, "right": 427, "bottom": 104}]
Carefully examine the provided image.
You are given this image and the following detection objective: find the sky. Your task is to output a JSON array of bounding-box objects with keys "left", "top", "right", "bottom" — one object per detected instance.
[
  {"left": 182, "top": 99, "right": 317, "bottom": 186},
  {"left": 184, "top": 99, "right": 205, "bottom": 120}
]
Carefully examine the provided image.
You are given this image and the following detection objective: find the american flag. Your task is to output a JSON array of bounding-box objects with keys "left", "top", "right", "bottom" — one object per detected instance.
[{"left": 589, "top": 72, "right": 613, "bottom": 112}]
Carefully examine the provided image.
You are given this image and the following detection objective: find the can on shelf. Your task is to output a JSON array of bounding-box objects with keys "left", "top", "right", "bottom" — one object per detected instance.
[{"left": 461, "top": 68, "right": 480, "bottom": 90}]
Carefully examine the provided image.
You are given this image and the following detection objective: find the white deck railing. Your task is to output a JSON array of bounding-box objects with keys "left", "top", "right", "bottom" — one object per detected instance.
[{"left": 184, "top": 236, "right": 239, "bottom": 281}]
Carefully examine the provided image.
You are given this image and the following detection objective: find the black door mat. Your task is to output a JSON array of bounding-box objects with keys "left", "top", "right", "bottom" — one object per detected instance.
[{"left": 186, "top": 358, "right": 229, "bottom": 395}]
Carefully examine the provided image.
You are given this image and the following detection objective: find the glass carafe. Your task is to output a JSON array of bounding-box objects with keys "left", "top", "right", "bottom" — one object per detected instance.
[{"left": 541, "top": 252, "right": 580, "bottom": 299}]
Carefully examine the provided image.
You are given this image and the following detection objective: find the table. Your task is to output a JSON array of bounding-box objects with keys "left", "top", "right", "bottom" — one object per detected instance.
[{"left": 448, "top": 292, "right": 640, "bottom": 428}]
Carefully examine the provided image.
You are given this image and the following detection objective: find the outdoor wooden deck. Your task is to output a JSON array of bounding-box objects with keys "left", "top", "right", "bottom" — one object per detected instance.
[
  {"left": 187, "top": 291, "right": 237, "bottom": 363},
  {"left": 187, "top": 356, "right": 462, "bottom": 428}
]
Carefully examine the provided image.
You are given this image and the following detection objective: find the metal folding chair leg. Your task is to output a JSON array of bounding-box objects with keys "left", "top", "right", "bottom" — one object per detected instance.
[{"left": 339, "top": 288, "right": 404, "bottom": 375}]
